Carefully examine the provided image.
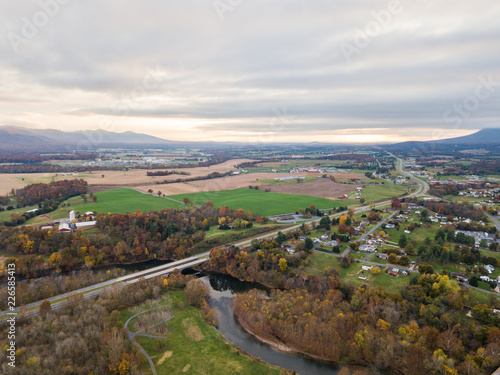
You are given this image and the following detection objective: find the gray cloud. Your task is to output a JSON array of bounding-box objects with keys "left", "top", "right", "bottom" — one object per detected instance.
[{"left": 0, "top": 0, "right": 499, "bottom": 142}]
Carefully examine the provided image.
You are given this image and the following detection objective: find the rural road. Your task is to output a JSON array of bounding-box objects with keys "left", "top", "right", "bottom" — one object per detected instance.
[
  {"left": 314, "top": 249, "right": 416, "bottom": 274},
  {"left": 340, "top": 211, "right": 397, "bottom": 258},
  {"left": 486, "top": 213, "right": 500, "bottom": 232},
  {"left": 361, "top": 211, "right": 398, "bottom": 261}
]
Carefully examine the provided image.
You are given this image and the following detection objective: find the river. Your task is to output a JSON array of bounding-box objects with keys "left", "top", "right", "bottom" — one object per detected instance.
[{"left": 202, "top": 274, "right": 382, "bottom": 375}]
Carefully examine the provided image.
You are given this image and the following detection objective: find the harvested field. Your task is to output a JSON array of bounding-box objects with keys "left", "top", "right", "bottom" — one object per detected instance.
[
  {"left": 134, "top": 171, "right": 366, "bottom": 196},
  {"left": 133, "top": 172, "right": 317, "bottom": 195},
  {"left": 0, "top": 176, "right": 28, "bottom": 195},
  {"left": 260, "top": 178, "right": 362, "bottom": 199},
  {"left": 0, "top": 159, "right": 253, "bottom": 194}
]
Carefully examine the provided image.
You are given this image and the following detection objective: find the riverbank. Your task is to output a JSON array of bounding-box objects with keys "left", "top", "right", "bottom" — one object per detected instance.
[{"left": 235, "top": 310, "right": 358, "bottom": 365}]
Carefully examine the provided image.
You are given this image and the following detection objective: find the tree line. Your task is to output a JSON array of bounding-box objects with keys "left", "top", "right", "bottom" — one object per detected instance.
[
  {"left": 154, "top": 171, "right": 234, "bottom": 185},
  {"left": 146, "top": 170, "right": 191, "bottom": 176}
]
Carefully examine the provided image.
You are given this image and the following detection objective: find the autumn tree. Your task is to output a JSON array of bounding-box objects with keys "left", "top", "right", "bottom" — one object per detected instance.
[
  {"left": 338, "top": 223, "right": 348, "bottom": 234},
  {"left": 185, "top": 279, "right": 209, "bottom": 308},
  {"left": 39, "top": 300, "right": 52, "bottom": 317},
  {"left": 304, "top": 237, "right": 314, "bottom": 251},
  {"left": 279, "top": 258, "right": 288, "bottom": 272},
  {"left": 388, "top": 253, "right": 398, "bottom": 264},
  {"left": 391, "top": 196, "right": 401, "bottom": 209}
]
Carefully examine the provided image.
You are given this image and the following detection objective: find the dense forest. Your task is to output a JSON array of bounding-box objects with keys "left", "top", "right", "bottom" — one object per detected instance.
[{"left": 15, "top": 179, "right": 88, "bottom": 207}]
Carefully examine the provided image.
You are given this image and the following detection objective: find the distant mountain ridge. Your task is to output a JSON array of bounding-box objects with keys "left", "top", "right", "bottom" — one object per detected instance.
[
  {"left": 428, "top": 128, "right": 500, "bottom": 145},
  {"left": 387, "top": 128, "right": 500, "bottom": 150},
  {"left": 0, "top": 126, "right": 173, "bottom": 151}
]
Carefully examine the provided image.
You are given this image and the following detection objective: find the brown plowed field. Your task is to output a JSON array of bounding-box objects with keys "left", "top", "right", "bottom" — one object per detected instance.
[
  {"left": 135, "top": 172, "right": 363, "bottom": 198},
  {"left": 133, "top": 172, "right": 301, "bottom": 195}
]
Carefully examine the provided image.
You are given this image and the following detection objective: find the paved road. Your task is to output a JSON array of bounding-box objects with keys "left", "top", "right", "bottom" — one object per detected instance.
[
  {"left": 486, "top": 213, "right": 500, "bottom": 232},
  {"left": 340, "top": 211, "right": 398, "bottom": 258},
  {"left": 390, "top": 153, "right": 430, "bottom": 197},
  {"left": 361, "top": 211, "right": 398, "bottom": 261},
  {"left": 314, "top": 249, "right": 416, "bottom": 274}
]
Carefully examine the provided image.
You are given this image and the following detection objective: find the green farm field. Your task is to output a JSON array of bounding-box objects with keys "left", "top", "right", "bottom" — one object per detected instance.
[
  {"left": 356, "top": 184, "right": 409, "bottom": 201},
  {"left": 0, "top": 204, "right": 39, "bottom": 221},
  {"left": 169, "top": 188, "right": 341, "bottom": 216},
  {"left": 31, "top": 188, "right": 185, "bottom": 220}
]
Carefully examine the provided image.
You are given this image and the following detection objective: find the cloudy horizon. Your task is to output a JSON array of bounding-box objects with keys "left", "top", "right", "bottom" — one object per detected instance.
[{"left": 1, "top": 0, "right": 499, "bottom": 143}]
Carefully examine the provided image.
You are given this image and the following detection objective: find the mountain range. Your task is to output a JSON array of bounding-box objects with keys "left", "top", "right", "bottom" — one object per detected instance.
[
  {"left": 427, "top": 128, "right": 500, "bottom": 145},
  {"left": 0, "top": 126, "right": 498, "bottom": 151},
  {"left": 385, "top": 128, "right": 500, "bottom": 150},
  {"left": 0, "top": 126, "right": 173, "bottom": 151}
]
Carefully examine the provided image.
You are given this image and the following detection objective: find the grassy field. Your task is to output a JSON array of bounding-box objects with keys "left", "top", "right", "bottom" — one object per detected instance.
[
  {"left": 356, "top": 184, "right": 409, "bottom": 202},
  {"left": 121, "top": 292, "right": 280, "bottom": 375},
  {"left": 169, "top": 188, "right": 341, "bottom": 216},
  {"left": 28, "top": 188, "right": 185, "bottom": 221},
  {"left": 304, "top": 252, "right": 409, "bottom": 293},
  {"left": 0, "top": 204, "right": 39, "bottom": 221}
]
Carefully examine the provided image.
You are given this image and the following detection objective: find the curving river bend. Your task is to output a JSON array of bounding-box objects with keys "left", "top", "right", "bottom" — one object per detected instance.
[{"left": 203, "top": 274, "right": 382, "bottom": 375}]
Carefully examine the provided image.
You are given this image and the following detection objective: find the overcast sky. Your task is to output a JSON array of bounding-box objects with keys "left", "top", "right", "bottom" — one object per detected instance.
[{"left": 1, "top": 0, "right": 499, "bottom": 143}]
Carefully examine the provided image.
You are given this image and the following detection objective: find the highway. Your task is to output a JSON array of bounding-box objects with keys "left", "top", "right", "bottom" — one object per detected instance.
[
  {"left": 390, "top": 153, "right": 430, "bottom": 197},
  {"left": 0, "top": 253, "right": 210, "bottom": 319}
]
